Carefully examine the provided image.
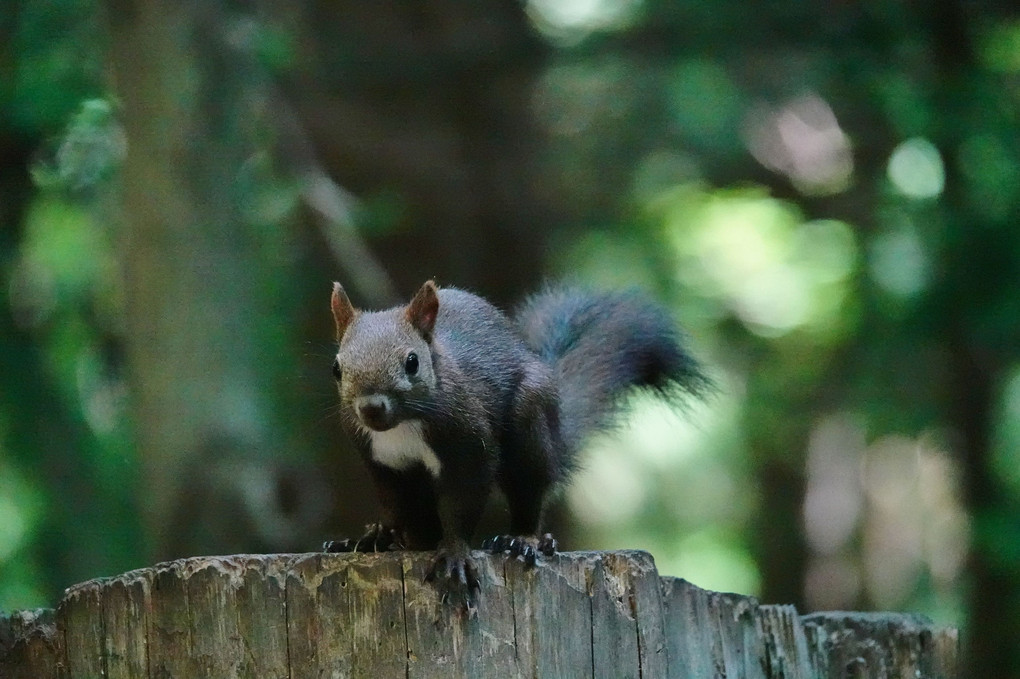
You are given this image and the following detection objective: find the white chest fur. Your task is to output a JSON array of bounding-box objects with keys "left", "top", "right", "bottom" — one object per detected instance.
[{"left": 368, "top": 420, "right": 442, "bottom": 478}]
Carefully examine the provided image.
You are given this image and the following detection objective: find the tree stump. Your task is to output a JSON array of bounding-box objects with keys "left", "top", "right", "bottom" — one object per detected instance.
[{"left": 0, "top": 550, "right": 958, "bottom": 678}]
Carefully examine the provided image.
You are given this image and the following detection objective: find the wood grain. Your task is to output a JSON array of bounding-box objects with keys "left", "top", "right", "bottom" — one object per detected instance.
[{"left": 0, "top": 551, "right": 958, "bottom": 678}]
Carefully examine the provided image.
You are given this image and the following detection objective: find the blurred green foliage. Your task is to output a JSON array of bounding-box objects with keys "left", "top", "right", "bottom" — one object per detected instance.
[
  {"left": 1, "top": 0, "right": 128, "bottom": 610},
  {"left": 529, "top": 5, "right": 1020, "bottom": 668},
  {"left": 3, "top": 0, "right": 1020, "bottom": 672}
]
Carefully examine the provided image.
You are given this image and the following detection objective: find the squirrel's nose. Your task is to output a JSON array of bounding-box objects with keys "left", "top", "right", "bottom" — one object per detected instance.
[{"left": 355, "top": 394, "right": 394, "bottom": 431}]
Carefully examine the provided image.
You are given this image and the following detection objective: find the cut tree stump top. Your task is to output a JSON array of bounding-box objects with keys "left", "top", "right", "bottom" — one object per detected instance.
[{"left": 0, "top": 550, "right": 958, "bottom": 678}]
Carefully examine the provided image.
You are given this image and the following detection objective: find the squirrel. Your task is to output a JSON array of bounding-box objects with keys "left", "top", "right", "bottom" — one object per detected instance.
[{"left": 324, "top": 280, "right": 706, "bottom": 606}]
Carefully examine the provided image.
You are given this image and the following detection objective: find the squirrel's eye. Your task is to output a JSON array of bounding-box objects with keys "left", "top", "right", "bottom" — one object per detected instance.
[
  {"left": 331, "top": 357, "right": 342, "bottom": 381},
  {"left": 404, "top": 352, "right": 419, "bottom": 375}
]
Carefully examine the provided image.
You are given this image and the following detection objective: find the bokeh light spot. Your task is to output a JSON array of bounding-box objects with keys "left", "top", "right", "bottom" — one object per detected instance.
[{"left": 887, "top": 137, "right": 945, "bottom": 200}]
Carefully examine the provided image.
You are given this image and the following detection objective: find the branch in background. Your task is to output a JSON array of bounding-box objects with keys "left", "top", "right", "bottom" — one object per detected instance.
[
  {"left": 267, "top": 82, "right": 398, "bottom": 307},
  {"left": 300, "top": 168, "right": 398, "bottom": 307}
]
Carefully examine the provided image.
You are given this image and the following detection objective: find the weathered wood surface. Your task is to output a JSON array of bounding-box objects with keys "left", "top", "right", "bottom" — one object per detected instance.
[{"left": 0, "top": 550, "right": 958, "bottom": 678}]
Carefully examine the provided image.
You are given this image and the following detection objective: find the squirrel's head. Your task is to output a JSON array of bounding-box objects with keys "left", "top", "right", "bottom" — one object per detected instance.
[{"left": 330, "top": 281, "right": 440, "bottom": 432}]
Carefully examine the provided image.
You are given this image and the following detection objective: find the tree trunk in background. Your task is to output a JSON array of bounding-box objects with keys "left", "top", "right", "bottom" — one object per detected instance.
[
  {"left": 928, "top": 3, "right": 1020, "bottom": 675},
  {"left": 106, "top": 0, "right": 316, "bottom": 560},
  {"left": 745, "top": 360, "right": 813, "bottom": 609}
]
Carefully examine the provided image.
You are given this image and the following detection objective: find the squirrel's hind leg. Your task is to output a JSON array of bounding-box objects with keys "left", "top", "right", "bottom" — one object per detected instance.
[{"left": 489, "top": 361, "right": 564, "bottom": 566}]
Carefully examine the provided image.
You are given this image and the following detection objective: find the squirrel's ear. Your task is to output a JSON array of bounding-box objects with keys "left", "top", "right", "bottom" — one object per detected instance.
[
  {"left": 331, "top": 282, "right": 356, "bottom": 340},
  {"left": 406, "top": 280, "right": 439, "bottom": 339}
]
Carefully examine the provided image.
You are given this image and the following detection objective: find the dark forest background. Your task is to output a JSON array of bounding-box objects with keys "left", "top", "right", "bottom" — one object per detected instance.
[{"left": 2, "top": 0, "right": 1020, "bottom": 674}]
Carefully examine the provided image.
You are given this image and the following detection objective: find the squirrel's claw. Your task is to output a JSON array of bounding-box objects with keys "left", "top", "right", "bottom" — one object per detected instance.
[
  {"left": 482, "top": 532, "right": 558, "bottom": 567},
  {"left": 323, "top": 538, "right": 353, "bottom": 553},
  {"left": 322, "top": 523, "right": 404, "bottom": 553},
  {"left": 426, "top": 546, "right": 480, "bottom": 614},
  {"left": 537, "top": 533, "right": 558, "bottom": 556}
]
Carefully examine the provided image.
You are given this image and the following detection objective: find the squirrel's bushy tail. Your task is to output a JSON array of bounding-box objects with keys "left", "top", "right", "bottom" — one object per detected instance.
[{"left": 514, "top": 288, "right": 708, "bottom": 458}]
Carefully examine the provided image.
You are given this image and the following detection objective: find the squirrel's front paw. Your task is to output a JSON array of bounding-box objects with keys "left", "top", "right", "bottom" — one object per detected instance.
[
  {"left": 481, "top": 533, "right": 558, "bottom": 567},
  {"left": 323, "top": 522, "right": 404, "bottom": 553},
  {"left": 425, "top": 544, "right": 480, "bottom": 614}
]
